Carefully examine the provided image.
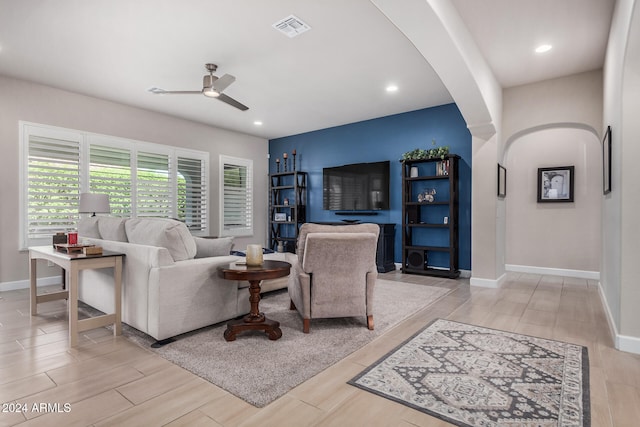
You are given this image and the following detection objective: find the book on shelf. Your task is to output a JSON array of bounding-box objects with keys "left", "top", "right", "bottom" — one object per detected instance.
[{"left": 436, "top": 159, "right": 450, "bottom": 176}]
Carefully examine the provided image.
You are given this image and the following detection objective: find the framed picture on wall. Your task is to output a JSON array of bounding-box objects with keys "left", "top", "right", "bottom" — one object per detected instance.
[
  {"left": 497, "top": 164, "right": 506, "bottom": 198},
  {"left": 603, "top": 125, "right": 612, "bottom": 194},
  {"left": 537, "top": 166, "right": 574, "bottom": 203}
]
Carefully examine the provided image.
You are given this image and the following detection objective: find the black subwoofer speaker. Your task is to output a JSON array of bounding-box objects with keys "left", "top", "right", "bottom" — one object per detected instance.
[
  {"left": 406, "top": 249, "right": 426, "bottom": 269},
  {"left": 407, "top": 205, "right": 419, "bottom": 224}
]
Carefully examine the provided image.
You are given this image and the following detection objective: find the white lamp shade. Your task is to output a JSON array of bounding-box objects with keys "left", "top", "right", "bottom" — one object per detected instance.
[{"left": 79, "top": 193, "right": 111, "bottom": 215}]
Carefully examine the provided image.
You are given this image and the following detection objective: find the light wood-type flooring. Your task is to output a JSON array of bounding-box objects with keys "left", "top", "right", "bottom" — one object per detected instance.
[{"left": 1, "top": 271, "right": 639, "bottom": 426}]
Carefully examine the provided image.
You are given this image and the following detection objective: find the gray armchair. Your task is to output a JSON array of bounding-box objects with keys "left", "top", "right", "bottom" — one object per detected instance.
[{"left": 288, "top": 223, "right": 380, "bottom": 333}]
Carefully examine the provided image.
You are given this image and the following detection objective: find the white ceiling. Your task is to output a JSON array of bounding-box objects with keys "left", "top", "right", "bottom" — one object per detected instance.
[{"left": 0, "top": 0, "right": 615, "bottom": 140}]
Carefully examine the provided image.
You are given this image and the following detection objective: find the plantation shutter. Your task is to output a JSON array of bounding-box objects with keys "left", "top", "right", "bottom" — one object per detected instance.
[
  {"left": 89, "top": 144, "right": 132, "bottom": 217},
  {"left": 177, "top": 156, "right": 207, "bottom": 231},
  {"left": 21, "top": 122, "right": 211, "bottom": 248},
  {"left": 136, "top": 151, "right": 172, "bottom": 217},
  {"left": 27, "top": 135, "right": 80, "bottom": 239},
  {"left": 220, "top": 156, "right": 253, "bottom": 236}
]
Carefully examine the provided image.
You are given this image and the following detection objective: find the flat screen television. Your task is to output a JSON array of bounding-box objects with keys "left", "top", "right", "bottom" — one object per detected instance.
[{"left": 323, "top": 160, "right": 390, "bottom": 211}]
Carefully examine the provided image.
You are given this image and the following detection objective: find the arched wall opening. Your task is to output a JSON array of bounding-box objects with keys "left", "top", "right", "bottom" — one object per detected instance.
[{"left": 503, "top": 124, "right": 601, "bottom": 275}]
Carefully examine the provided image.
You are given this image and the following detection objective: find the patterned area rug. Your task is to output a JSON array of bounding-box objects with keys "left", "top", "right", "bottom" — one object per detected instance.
[{"left": 349, "top": 319, "right": 590, "bottom": 427}]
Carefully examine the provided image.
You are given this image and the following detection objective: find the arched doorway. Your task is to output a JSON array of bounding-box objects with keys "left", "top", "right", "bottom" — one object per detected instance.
[{"left": 503, "top": 125, "right": 601, "bottom": 274}]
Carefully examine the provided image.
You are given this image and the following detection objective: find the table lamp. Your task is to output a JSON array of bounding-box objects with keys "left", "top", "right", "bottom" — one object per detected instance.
[{"left": 79, "top": 193, "right": 111, "bottom": 216}]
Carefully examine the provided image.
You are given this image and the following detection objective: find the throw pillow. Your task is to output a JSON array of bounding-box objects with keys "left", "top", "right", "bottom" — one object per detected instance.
[
  {"left": 125, "top": 218, "right": 197, "bottom": 261},
  {"left": 193, "top": 236, "right": 234, "bottom": 258},
  {"left": 78, "top": 217, "right": 101, "bottom": 239},
  {"left": 97, "top": 217, "right": 128, "bottom": 242}
]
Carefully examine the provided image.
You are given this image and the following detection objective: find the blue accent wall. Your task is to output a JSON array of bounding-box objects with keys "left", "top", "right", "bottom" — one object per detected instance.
[{"left": 269, "top": 103, "right": 472, "bottom": 270}]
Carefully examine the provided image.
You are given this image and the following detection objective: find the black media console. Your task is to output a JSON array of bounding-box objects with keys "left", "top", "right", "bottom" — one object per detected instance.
[{"left": 314, "top": 222, "right": 396, "bottom": 273}]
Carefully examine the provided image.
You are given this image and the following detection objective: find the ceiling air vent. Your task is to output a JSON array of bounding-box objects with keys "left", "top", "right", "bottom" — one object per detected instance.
[{"left": 272, "top": 15, "right": 311, "bottom": 38}]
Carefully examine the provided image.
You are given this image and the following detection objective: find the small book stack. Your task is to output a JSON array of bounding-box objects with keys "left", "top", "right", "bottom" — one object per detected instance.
[
  {"left": 83, "top": 246, "right": 103, "bottom": 255},
  {"left": 436, "top": 159, "right": 450, "bottom": 176}
]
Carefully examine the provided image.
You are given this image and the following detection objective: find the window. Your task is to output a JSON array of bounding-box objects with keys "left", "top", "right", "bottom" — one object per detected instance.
[
  {"left": 136, "top": 151, "right": 172, "bottom": 217},
  {"left": 22, "top": 130, "right": 82, "bottom": 240},
  {"left": 220, "top": 155, "right": 253, "bottom": 237},
  {"left": 89, "top": 143, "right": 132, "bottom": 217},
  {"left": 178, "top": 156, "right": 207, "bottom": 231},
  {"left": 19, "top": 122, "right": 209, "bottom": 249}
]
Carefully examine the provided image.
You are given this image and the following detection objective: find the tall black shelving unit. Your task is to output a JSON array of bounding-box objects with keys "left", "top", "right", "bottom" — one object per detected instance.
[
  {"left": 269, "top": 171, "right": 307, "bottom": 253},
  {"left": 401, "top": 155, "right": 460, "bottom": 278}
]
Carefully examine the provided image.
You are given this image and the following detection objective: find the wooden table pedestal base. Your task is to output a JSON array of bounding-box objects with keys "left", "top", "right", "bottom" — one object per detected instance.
[
  {"left": 223, "top": 278, "right": 283, "bottom": 341},
  {"left": 224, "top": 316, "right": 282, "bottom": 341}
]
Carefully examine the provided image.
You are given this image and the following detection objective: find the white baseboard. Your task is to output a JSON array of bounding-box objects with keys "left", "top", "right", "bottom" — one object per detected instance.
[
  {"left": 597, "top": 281, "right": 620, "bottom": 344},
  {"left": 470, "top": 273, "right": 507, "bottom": 288},
  {"left": 505, "top": 264, "right": 599, "bottom": 281},
  {"left": 618, "top": 334, "right": 640, "bottom": 354},
  {"left": 597, "top": 281, "right": 640, "bottom": 355},
  {"left": 459, "top": 269, "right": 471, "bottom": 279},
  {"left": 0, "top": 276, "right": 62, "bottom": 292}
]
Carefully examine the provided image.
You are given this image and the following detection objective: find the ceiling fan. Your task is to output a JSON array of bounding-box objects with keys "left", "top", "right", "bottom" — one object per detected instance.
[{"left": 148, "top": 63, "right": 249, "bottom": 111}]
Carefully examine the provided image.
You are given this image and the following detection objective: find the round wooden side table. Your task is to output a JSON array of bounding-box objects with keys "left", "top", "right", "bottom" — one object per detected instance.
[{"left": 217, "top": 260, "right": 291, "bottom": 341}]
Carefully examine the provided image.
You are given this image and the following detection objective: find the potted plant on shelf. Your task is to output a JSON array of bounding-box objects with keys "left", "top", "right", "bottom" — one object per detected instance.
[{"left": 401, "top": 144, "right": 449, "bottom": 160}]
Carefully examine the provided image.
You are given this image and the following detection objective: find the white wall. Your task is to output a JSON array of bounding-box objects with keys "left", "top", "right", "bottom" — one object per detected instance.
[
  {"left": 502, "top": 71, "right": 603, "bottom": 277},
  {"left": 505, "top": 128, "right": 601, "bottom": 272},
  {"left": 0, "top": 75, "right": 269, "bottom": 285},
  {"left": 603, "top": 0, "right": 640, "bottom": 349}
]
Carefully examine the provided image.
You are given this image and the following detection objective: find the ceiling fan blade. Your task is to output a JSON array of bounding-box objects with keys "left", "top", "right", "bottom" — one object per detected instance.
[
  {"left": 158, "top": 90, "right": 202, "bottom": 95},
  {"left": 217, "top": 94, "right": 249, "bottom": 111},
  {"left": 148, "top": 87, "right": 202, "bottom": 95},
  {"left": 212, "top": 74, "right": 236, "bottom": 93}
]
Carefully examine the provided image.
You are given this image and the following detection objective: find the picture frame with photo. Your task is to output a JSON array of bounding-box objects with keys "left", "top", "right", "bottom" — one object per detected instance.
[
  {"left": 537, "top": 166, "right": 574, "bottom": 203},
  {"left": 274, "top": 212, "right": 287, "bottom": 222}
]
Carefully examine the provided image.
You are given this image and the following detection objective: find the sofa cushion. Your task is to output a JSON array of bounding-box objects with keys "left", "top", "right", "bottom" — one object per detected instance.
[
  {"left": 78, "top": 217, "right": 101, "bottom": 239},
  {"left": 97, "top": 217, "right": 128, "bottom": 242},
  {"left": 193, "top": 236, "right": 234, "bottom": 258},
  {"left": 125, "top": 218, "right": 196, "bottom": 261}
]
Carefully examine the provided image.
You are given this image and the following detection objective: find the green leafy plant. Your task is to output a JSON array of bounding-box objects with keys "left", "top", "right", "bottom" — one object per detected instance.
[{"left": 401, "top": 144, "right": 449, "bottom": 160}]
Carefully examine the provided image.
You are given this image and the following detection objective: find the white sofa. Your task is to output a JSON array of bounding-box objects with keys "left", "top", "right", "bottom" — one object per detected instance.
[{"left": 77, "top": 217, "right": 288, "bottom": 342}]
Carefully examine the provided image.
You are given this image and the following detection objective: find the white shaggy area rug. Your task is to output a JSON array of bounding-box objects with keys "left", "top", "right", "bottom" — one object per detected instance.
[{"left": 121, "top": 279, "right": 453, "bottom": 407}]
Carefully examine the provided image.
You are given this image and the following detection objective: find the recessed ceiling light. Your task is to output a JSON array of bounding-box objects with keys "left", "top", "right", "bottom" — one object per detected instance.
[
  {"left": 386, "top": 85, "right": 398, "bottom": 93},
  {"left": 535, "top": 44, "right": 552, "bottom": 53},
  {"left": 254, "top": 121, "right": 263, "bottom": 126}
]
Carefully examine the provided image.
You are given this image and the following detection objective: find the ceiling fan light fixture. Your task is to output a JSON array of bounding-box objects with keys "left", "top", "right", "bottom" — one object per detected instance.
[
  {"left": 202, "top": 88, "right": 220, "bottom": 98},
  {"left": 202, "top": 74, "right": 219, "bottom": 97}
]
